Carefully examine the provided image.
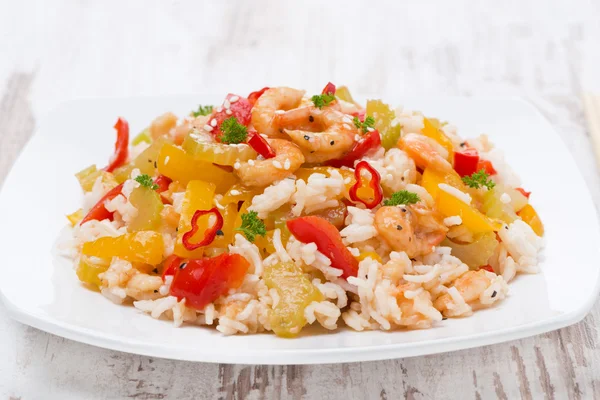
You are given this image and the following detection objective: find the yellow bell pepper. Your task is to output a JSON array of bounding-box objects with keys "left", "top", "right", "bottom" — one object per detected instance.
[
  {"left": 421, "top": 167, "right": 466, "bottom": 200},
  {"left": 76, "top": 257, "right": 109, "bottom": 289},
  {"left": 422, "top": 117, "right": 454, "bottom": 162},
  {"left": 518, "top": 204, "right": 544, "bottom": 236},
  {"left": 183, "top": 133, "right": 258, "bottom": 166},
  {"left": 232, "top": 201, "right": 251, "bottom": 241},
  {"left": 254, "top": 230, "right": 276, "bottom": 258},
  {"left": 82, "top": 231, "right": 164, "bottom": 265},
  {"left": 132, "top": 128, "right": 152, "bottom": 145},
  {"left": 206, "top": 203, "right": 238, "bottom": 249},
  {"left": 133, "top": 136, "right": 172, "bottom": 176},
  {"left": 335, "top": 85, "right": 360, "bottom": 105},
  {"left": 221, "top": 184, "right": 261, "bottom": 205},
  {"left": 174, "top": 180, "right": 216, "bottom": 258},
  {"left": 111, "top": 164, "right": 135, "bottom": 184},
  {"left": 66, "top": 209, "right": 84, "bottom": 227},
  {"left": 436, "top": 189, "right": 498, "bottom": 234},
  {"left": 356, "top": 251, "right": 382, "bottom": 263},
  {"left": 128, "top": 186, "right": 164, "bottom": 232},
  {"left": 75, "top": 165, "right": 118, "bottom": 192},
  {"left": 157, "top": 144, "right": 237, "bottom": 193}
]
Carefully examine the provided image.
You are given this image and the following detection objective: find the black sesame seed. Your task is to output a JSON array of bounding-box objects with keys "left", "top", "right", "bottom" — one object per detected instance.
[
  {"left": 152, "top": 268, "right": 158, "bottom": 274},
  {"left": 310, "top": 151, "right": 315, "bottom": 153},
  {"left": 175, "top": 227, "right": 178, "bottom": 232},
  {"left": 504, "top": 226, "right": 509, "bottom": 230},
  {"left": 154, "top": 161, "right": 157, "bottom": 168},
  {"left": 410, "top": 258, "right": 416, "bottom": 262},
  {"left": 491, "top": 290, "right": 497, "bottom": 298},
  {"left": 309, "top": 115, "right": 314, "bottom": 122},
  {"left": 153, "top": 290, "right": 158, "bottom": 293},
  {"left": 396, "top": 225, "right": 403, "bottom": 231},
  {"left": 148, "top": 159, "right": 152, "bottom": 163},
  {"left": 179, "top": 262, "right": 187, "bottom": 270},
  {"left": 216, "top": 229, "right": 224, "bottom": 236},
  {"left": 442, "top": 317, "right": 448, "bottom": 321},
  {"left": 304, "top": 135, "right": 310, "bottom": 140},
  {"left": 460, "top": 142, "right": 466, "bottom": 147},
  {"left": 330, "top": 140, "right": 335, "bottom": 145},
  {"left": 401, "top": 208, "right": 407, "bottom": 213}
]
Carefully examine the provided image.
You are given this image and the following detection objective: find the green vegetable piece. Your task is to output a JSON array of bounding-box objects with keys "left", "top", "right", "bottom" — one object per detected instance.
[{"left": 366, "top": 99, "right": 402, "bottom": 150}]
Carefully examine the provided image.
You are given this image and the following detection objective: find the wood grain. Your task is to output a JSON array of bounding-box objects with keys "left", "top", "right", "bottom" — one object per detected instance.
[{"left": 1, "top": 0, "right": 600, "bottom": 399}]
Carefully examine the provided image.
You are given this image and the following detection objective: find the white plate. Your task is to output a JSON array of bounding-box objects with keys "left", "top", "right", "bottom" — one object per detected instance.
[{"left": 1, "top": 95, "right": 599, "bottom": 365}]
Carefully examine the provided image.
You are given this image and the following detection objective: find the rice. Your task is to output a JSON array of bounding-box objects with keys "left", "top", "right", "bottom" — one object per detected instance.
[
  {"left": 439, "top": 183, "right": 472, "bottom": 204},
  {"left": 292, "top": 170, "right": 345, "bottom": 215},
  {"left": 249, "top": 178, "right": 295, "bottom": 218},
  {"left": 498, "top": 220, "right": 544, "bottom": 270},
  {"left": 340, "top": 207, "right": 377, "bottom": 244},
  {"left": 443, "top": 215, "right": 462, "bottom": 227}
]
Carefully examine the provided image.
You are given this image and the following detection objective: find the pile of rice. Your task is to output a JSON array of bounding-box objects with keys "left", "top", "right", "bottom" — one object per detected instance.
[{"left": 62, "top": 108, "right": 544, "bottom": 336}]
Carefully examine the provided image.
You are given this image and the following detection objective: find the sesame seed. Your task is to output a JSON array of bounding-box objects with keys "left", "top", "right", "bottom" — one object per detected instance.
[
  {"left": 216, "top": 107, "right": 223, "bottom": 112},
  {"left": 223, "top": 100, "right": 231, "bottom": 109},
  {"left": 230, "top": 190, "right": 241, "bottom": 196},
  {"left": 304, "top": 135, "right": 310, "bottom": 140},
  {"left": 273, "top": 160, "right": 283, "bottom": 169},
  {"left": 330, "top": 140, "right": 335, "bottom": 145},
  {"left": 491, "top": 290, "right": 497, "bottom": 298},
  {"left": 367, "top": 127, "right": 375, "bottom": 132},
  {"left": 204, "top": 124, "right": 213, "bottom": 132},
  {"left": 226, "top": 109, "right": 233, "bottom": 115},
  {"left": 164, "top": 156, "right": 170, "bottom": 165},
  {"left": 275, "top": 110, "right": 285, "bottom": 115},
  {"left": 284, "top": 159, "right": 291, "bottom": 170},
  {"left": 210, "top": 118, "right": 217, "bottom": 127},
  {"left": 343, "top": 116, "right": 352, "bottom": 124},
  {"left": 343, "top": 123, "right": 351, "bottom": 130},
  {"left": 234, "top": 161, "right": 241, "bottom": 169},
  {"left": 248, "top": 159, "right": 255, "bottom": 166},
  {"left": 229, "top": 95, "right": 239, "bottom": 103}
]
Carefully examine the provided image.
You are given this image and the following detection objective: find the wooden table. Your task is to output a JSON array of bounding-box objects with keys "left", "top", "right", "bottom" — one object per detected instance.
[{"left": 1, "top": 1, "right": 599, "bottom": 398}]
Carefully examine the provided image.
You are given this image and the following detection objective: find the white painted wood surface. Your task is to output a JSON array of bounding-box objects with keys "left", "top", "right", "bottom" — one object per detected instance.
[{"left": 1, "top": 0, "right": 600, "bottom": 398}]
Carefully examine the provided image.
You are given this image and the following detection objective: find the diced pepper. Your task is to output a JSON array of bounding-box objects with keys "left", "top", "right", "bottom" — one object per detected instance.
[
  {"left": 248, "top": 87, "right": 269, "bottom": 106},
  {"left": 247, "top": 131, "right": 276, "bottom": 159},
  {"left": 174, "top": 180, "right": 216, "bottom": 258},
  {"left": 477, "top": 159, "right": 497, "bottom": 175},
  {"left": 75, "top": 165, "right": 119, "bottom": 192},
  {"left": 149, "top": 112, "right": 178, "bottom": 140},
  {"left": 518, "top": 204, "right": 544, "bottom": 236},
  {"left": 254, "top": 230, "right": 277, "bottom": 258},
  {"left": 421, "top": 167, "right": 467, "bottom": 200},
  {"left": 322, "top": 82, "right": 336, "bottom": 95},
  {"left": 207, "top": 203, "right": 238, "bottom": 249},
  {"left": 221, "top": 184, "right": 261, "bottom": 205},
  {"left": 264, "top": 261, "right": 324, "bottom": 338},
  {"left": 80, "top": 183, "right": 124, "bottom": 225},
  {"left": 207, "top": 94, "right": 253, "bottom": 141},
  {"left": 161, "top": 254, "right": 182, "bottom": 280},
  {"left": 76, "top": 256, "right": 109, "bottom": 289},
  {"left": 349, "top": 161, "right": 383, "bottom": 209},
  {"left": 335, "top": 85, "right": 359, "bottom": 105},
  {"left": 182, "top": 132, "right": 258, "bottom": 166},
  {"left": 436, "top": 189, "right": 498, "bottom": 234},
  {"left": 421, "top": 117, "right": 454, "bottom": 162},
  {"left": 356, "top": 251, "right": 383, "bottom": 264},
  {"left": 154, "top": 175, "right": 172, "bottom": 194},
  {"left": 481, "top": 186, "right": 518, "bottom": 224},
  {"left": 82, "top": 231, "right": 164, "bottom": 265},
  {"left": 133, "top": 136, "right": 172, "bottom": 176},
  {"left": 104, "top": 117, "right": 130, "bottom": 173},
  {"left": 454, "top": 148, "right": 480, "bottom": 177},
  {"left": 326, "top": 130, "right": 381, "bottom": 168},
  {"left": 128, "top": 186, "right": 164, "bottom": 231},
  {"left": 442, "top": 232, "right": 499, "bottom": 269},
  {"left": 66, "top": 209, "right": 84, "bottom": 227},
  {"left": 182, "top": 207, "right": 224, "bottom": 250},
  {"left": 287, "top": 216, "right": 359, "bottom": 278},
  {"left": 170, "top": 253, "right": 250, "bottom": 309},
  {"left": 231, "top": 201, "right": 251, "bottom": 243},
  {"left": 111, "top": 164, "right": 134, "bottom": 184},
  {"left": 366, "top": 99, "right": 401, "bottom": 150},
  {"left": 132, "top": 128, "right": 152, "bottom": 146},
  {"left": 308, "top": 203, "right": 347, "bottom": 229},
  {"left": 157, "top": 144, "right": 237, "bottom": 193}
]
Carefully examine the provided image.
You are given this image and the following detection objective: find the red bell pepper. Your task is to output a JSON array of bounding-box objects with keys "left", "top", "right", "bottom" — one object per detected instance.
[
  {"left": 247, "top": 131, "right": 276, "bottom": 159},
  {"left": 104, "top": 118, "right": 129, "bottom": 173},
  {"left": 208, "top": 94, "right": 253, "bottom": 141},
  {"left": 170, "top": 253, "right": 250, "bottom": 309},
  {"left": 287, "top": 216, "right": 359, "bottom": 278},
  {"left": 154, "top": 175, "right": 172, "bottom": 193},
  {"left": 80, "top": 183, "right": 124, "bottom": 225},
  {"left": 454, "top": 148, "right": 480, "bottom": 177},
  {"left": 248, "top": 87, "right": 269, "bottom": 106},
  {"left": 322, "top": 82, "right": 336, "bottom": 95},
  {"left": 477, "top": 159, "right": 497, "bottom": 175},
  {"left": 480, "top": 265, "right": 494, "bottom": 273},
  {"left": 349, "top": 161, "right": 383, "bottom": 209},
  {"left": 516, "top": 188, "right": 531, "bottom": 199},
  {"left": 182, "top": 207, "right": 224, "bottom": 250},
  {"left": 326, "top": 130, "right": 381, "bottom": 168},
  {"left": 161, "top": 254, "right": 182, "bottom": 280}
]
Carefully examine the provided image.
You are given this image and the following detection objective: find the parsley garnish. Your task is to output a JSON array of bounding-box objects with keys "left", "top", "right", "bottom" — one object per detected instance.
[
  {"left": 191, "top": 105, "right": 213, "bottom": 117},
  {"left": 219, "top": 117, "right": 248, "bottom": 144},
  {"left": 353, "top": 116, "right": 376, "bottom": 133},
  {"left": 235, "top": 211, "right": 266, "bottom": 242},
  {"left": 384, "top": 190, "right": 420, "bottom": 206},
  {"left": 311, "top": 93, "right": 336, "bottom": 109},
  {"left": 135, "top": 174, "right": 159, "bottom": 190},
  {"left": 462, "top": 170, "right": 496, "bottom": 190}
]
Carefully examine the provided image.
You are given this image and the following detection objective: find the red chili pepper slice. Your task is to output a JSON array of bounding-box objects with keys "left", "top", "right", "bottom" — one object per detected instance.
[
  {"left": 154, "top": 175, "right": 172, "bottom": 193},
  {"left": 322, "top": 82, "right": 336, "bottom": 95},
  {"left": 326, "top": 130, "right": 381, "bottom": 168},
  {"left": 477, "top": 159, "right": 497, "bottom": 176},
  {"left": 348, "top": 161, "right": 383, "bottom": 209},
  {"left": 248, "top": 87, "right": 269, "bottom": 106},
  {"left": 454, "top": 148, "right": 480, "bottom": 177},
  {"left": 169, "top": 253, "right": 250, "bottom": 309},
  {"left": 182, "top": 207, "right": 224, "bottom": 250},
  {"left": 516, "top": 187, "right": 531, "bottom": 199},
  {"left": 161, "top": 254, "right": 182, "bottom": 280},
  {"left": 287, "top": 216, "right": 358, "bottom": 278},
  {"left": 80, "top": 183, "right": 124, "bottom": 225},
  {"left": 104, "top": 118, "right": 129, "bottom": 173},
  {"left": 247, "top": 131, "right": 276, "bottom": 159}
]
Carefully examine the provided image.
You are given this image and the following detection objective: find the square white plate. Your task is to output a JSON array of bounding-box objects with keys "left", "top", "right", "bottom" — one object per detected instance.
[{"left": 1, "top": 95, "right": 599, "bottom": 365}]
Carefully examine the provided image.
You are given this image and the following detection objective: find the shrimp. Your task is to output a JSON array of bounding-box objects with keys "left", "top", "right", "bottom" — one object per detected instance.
[
  {"left": 433, "top": 270, "right": 491, "bottom": 313},
  {"left": 125, "top": 273, "right": 164, "bottom": 301},
  {"left": 374, "top": 204, "right": 448, "bottom": 258},
  {"left": 251, "top": 87, "right": 306, "bottom": 137},
  {"left": 235, "top": 138, "right": 305, "bottom": 187},
  {"left": 398, "top": 133, "right": 453, "bottom": 173},
  {"left": 282, "top": 107, "right": 358, "bottom": 163}
]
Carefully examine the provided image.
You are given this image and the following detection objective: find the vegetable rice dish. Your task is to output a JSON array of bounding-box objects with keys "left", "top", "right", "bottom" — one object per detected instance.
[{"left": 64, "top": 84, "right": 545, "bottom": 337}]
